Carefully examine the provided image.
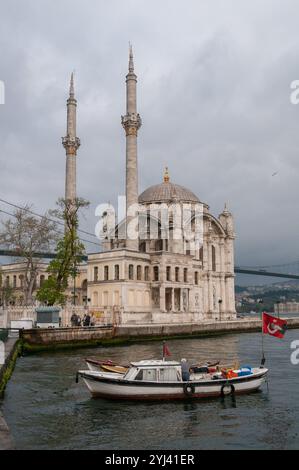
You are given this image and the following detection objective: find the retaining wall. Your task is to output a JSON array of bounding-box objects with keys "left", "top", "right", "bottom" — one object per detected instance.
[{"left": 20, "top": 317, "right": 299, "bottom": 351}]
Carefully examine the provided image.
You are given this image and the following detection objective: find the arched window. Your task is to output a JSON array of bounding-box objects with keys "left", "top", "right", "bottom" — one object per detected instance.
[
  {"left": 129, "top": 264, "right": 134, "bottom": 280},
  {"left": 5, "top": 276, "right": 9, "bottom": 287},
  {"left": 19, "top": 275, "right": 24, "bottom": 288},
  {"left": 195, "top": 271, "right": 198, "bottom": 285},
  {"left": 13, "top": 275, "right": 17, "bottom": 288},
  {"left": 144, "top": 266, "right": 149, "bottom": 281},
  {"left": 212, "top": 246, "right": 216, "bottom": 272},
  {"left": 137, "top": 265, "right": 142, "bottom": 281},
  {"left": 94, "top": 267, "right": 99, "bottom": 281},
  {"left": 166, "top": 266, "right": 171, "bottom": 281},
  {"left": 199, "top": 247, "right": 203, "bottom": 262},
  {"left": 104, "top": 266, "right": 109, "bottom": 281},
  {"left": 184, "top": 268, "right": 188, "bottom": 283},
  {"left": 153, "top": 266, "right": 159, "bottom": 281},
  {"left": 175, "top": 267, "right": 179, "bottom": 282},
  {"left": 114, "top": 265, "right": 120, "bottom": 281}
]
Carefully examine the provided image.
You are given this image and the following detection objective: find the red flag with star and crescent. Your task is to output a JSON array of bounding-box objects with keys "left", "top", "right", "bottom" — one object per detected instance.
[
  {"left": 262, "top": 312, "right": 287, "bottom": 338},
  {"left": 163, "top": 342, "right": 171, "bottom": 357}
]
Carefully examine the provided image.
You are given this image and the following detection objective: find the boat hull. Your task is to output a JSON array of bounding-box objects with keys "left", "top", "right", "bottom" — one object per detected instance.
[{"left": 79, "top": 368, "right": 268, "bottom": 401}]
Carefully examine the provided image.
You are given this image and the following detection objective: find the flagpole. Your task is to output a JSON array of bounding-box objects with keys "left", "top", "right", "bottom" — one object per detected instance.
[{"left": 261, "top": 311, "right": 265, "bottom": 368}]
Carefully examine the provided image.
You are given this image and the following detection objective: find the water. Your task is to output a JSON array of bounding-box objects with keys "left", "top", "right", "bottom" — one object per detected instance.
[{"left": 1, "top": 331, "right": 299, "bottom": 450}]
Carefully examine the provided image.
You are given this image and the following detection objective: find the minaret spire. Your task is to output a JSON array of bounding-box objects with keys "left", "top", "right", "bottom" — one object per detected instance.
[
  {"left": 163, "top": 167, "right": 170, "bottom": 183},
  {"left": 121, "top": 46, "right": 142, "bottom": 250},
  {"left": 69, "top": 71, "right": 75, "bottom": 98},
  {"left": 62, "top": 73, "right": 80, "bottom": 202},
  {"left": 129, "top": 43, "right": 134, "bottom": 72}
]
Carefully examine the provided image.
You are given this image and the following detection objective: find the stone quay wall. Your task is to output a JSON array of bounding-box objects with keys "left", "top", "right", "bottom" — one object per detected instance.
[
  {"left": 0, "top": 337, "right": 20, "bottom": 396},
  {"left": 19, "top": 317, "right": 299, "bottom": 351}
]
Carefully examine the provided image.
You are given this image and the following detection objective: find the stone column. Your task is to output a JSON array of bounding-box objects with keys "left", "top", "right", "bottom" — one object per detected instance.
[
  {"left": 220, "top": 275, "right": 226, "bottom": 318},
  {"left": 171, "top": 288, "right": 175, "bottom": 312},
  {"left": 160, "top": 286, "right": 166, "bottom": 312},
  {"left": 180, "top": 289, "right": 183, "bottom": 312}
]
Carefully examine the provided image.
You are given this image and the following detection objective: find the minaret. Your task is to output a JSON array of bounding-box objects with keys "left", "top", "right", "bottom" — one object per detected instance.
[
  {"left": 121, "top": 46, "right": 142, "bottom": 250},
  {"left": 62, "top": 73, "right": 80, "bottom": 202},
  {"left": 163, "top": 166, "right": 170, "bottom": 183}
]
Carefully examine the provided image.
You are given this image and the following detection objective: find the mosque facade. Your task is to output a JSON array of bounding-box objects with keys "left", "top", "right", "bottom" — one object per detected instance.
[{"left": 86, "top": 49, "right": 236, "bottom": 324}]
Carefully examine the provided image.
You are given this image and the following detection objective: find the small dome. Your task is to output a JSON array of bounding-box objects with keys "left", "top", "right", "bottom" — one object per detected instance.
[{"left": 139, "top": 181, "right": 200, "bottom": 204}]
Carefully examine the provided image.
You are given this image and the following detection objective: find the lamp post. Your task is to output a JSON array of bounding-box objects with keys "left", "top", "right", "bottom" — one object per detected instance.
[
  {"left": 257, "top": 298, "right": 264, "bottom": 320},
  {"left": 276, "top": 300, "right": 281, "bottom": 318},
  {"left": 218, "top": 299, "right": 223, "bottom": 321}
]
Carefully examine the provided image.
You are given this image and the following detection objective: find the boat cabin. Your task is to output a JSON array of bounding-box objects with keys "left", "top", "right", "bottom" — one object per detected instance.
[{"left": 124, "top": 360, "right": 183, "bottom": 382}]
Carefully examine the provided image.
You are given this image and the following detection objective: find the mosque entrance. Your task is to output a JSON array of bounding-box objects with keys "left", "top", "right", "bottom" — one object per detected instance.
[
  {"left": 165, "top": 288, "right": 172, "bottom": 312},
  {"left": 174, "top": 288, "right": 181, "bottom": 311}
]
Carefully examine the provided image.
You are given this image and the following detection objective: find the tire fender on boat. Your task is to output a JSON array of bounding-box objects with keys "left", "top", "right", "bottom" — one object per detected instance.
[
  {"left": 220, "top": 382, "right": 235, "bottom": 397},
  {"left": 183, "top": 383, "right": 195, "bottom": 397}
]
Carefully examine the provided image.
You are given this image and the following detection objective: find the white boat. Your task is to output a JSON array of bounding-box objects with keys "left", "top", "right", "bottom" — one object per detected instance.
[{"left": 77, "top": 360, "right": 268, "bottom": 401}]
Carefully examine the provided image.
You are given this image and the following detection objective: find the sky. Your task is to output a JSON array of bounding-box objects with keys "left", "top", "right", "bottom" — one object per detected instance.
[{"left": 1, "top": 0, "right": 299, "bottom": 285}]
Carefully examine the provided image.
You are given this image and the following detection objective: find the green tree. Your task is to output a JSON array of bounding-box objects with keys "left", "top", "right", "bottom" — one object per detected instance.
[
  {"left": 36, "top": 198, "right": 89, "bottom": 306},
  {"left": 0, "top": 284, "right": 14, "bottom": 307}
]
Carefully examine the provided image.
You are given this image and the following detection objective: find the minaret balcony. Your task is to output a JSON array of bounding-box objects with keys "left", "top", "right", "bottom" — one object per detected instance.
[
  {"left": 62, "top": 136, "right": 81, "bottom": 151},
  {"left": 121, "top": 113, "right": 142, "bottom": 133}
]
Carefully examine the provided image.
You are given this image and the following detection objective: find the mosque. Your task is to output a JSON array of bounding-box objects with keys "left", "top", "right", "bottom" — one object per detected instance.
[{"left": 0, "top": 49, "right": 236, "bottom": 324}]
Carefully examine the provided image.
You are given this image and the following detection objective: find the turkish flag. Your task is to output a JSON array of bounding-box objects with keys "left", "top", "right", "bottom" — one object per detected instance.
[
  {"left": 163, "top": 343, "right": 171, "bottom": 357},
  {"left": 262, "top": 312, "right": 287, "bottom": 338}
]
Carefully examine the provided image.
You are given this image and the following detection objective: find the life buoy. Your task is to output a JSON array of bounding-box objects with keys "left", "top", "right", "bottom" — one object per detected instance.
[
  {"left": 183, "top": 383, "right": 195, "bottom": 397},
  {"left": 220, "top": 382, "right": 235, "bottom": 397}
]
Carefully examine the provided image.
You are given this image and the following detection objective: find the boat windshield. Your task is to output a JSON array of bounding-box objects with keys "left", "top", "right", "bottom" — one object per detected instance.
[
  {"left": 159, "top": 367, "right": 180, "bottom": 382},
  {"left": 134, "top": 367, "right": 181, "bottom": 382},
  {"left": 135, "top": 369, "right": 157, "bottom": 381}
]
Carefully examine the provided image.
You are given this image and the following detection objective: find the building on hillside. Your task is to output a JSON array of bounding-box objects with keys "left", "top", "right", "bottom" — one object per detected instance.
[{"left": 0, "top": 262, "right": 87, "bottom": 307}]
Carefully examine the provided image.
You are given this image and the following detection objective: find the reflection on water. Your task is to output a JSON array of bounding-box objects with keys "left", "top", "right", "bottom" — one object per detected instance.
[{"left": 1, "top": 331, "right": 299, "bottom": 449}]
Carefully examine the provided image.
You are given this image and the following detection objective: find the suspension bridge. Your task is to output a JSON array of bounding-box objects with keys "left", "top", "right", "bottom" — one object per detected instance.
[{"left": 1, "top": 249, "right": 299, "bottom": 280}]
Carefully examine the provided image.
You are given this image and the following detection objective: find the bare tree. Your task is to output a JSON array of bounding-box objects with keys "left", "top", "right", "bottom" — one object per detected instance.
[{"left": 0, "top": 206, "right": 58, "bottom": 305}]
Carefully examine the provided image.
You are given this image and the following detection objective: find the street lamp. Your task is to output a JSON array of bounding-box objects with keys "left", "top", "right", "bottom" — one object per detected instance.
[
  {"left": 276, "top": 300, "right": 281, "bottom": 318},
  {"left": 218, "top": 299, "right": 223, "bottom": 321},
  {"left": 257, "top": 298, "right": 263, "bottom": 320}
]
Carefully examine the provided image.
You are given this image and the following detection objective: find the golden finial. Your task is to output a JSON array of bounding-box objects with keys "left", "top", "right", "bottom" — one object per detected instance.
[{"left": 163, "top": 166, "right": 170, "bottom": 183}]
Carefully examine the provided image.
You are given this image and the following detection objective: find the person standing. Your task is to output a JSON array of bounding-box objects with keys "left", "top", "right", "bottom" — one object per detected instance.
[
  {"left": 181, "top": 358, "right": 190, "bottom": 382},
  {"left": 83, "top": 313, "right": 91, "bottom": 327},
  {"left": 71, "top": 312, "right": 78, "bottom": 327}
]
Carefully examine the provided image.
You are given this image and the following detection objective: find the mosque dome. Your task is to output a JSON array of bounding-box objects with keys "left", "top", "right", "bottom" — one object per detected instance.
[{"left": 138, "top": 168, "right": 200, "bottom": 205}]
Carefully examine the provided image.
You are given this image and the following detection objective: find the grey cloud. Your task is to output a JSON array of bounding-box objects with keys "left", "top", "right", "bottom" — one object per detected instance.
[{"left": 1, "top": 0, "right": 299, "bottom": 284}]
